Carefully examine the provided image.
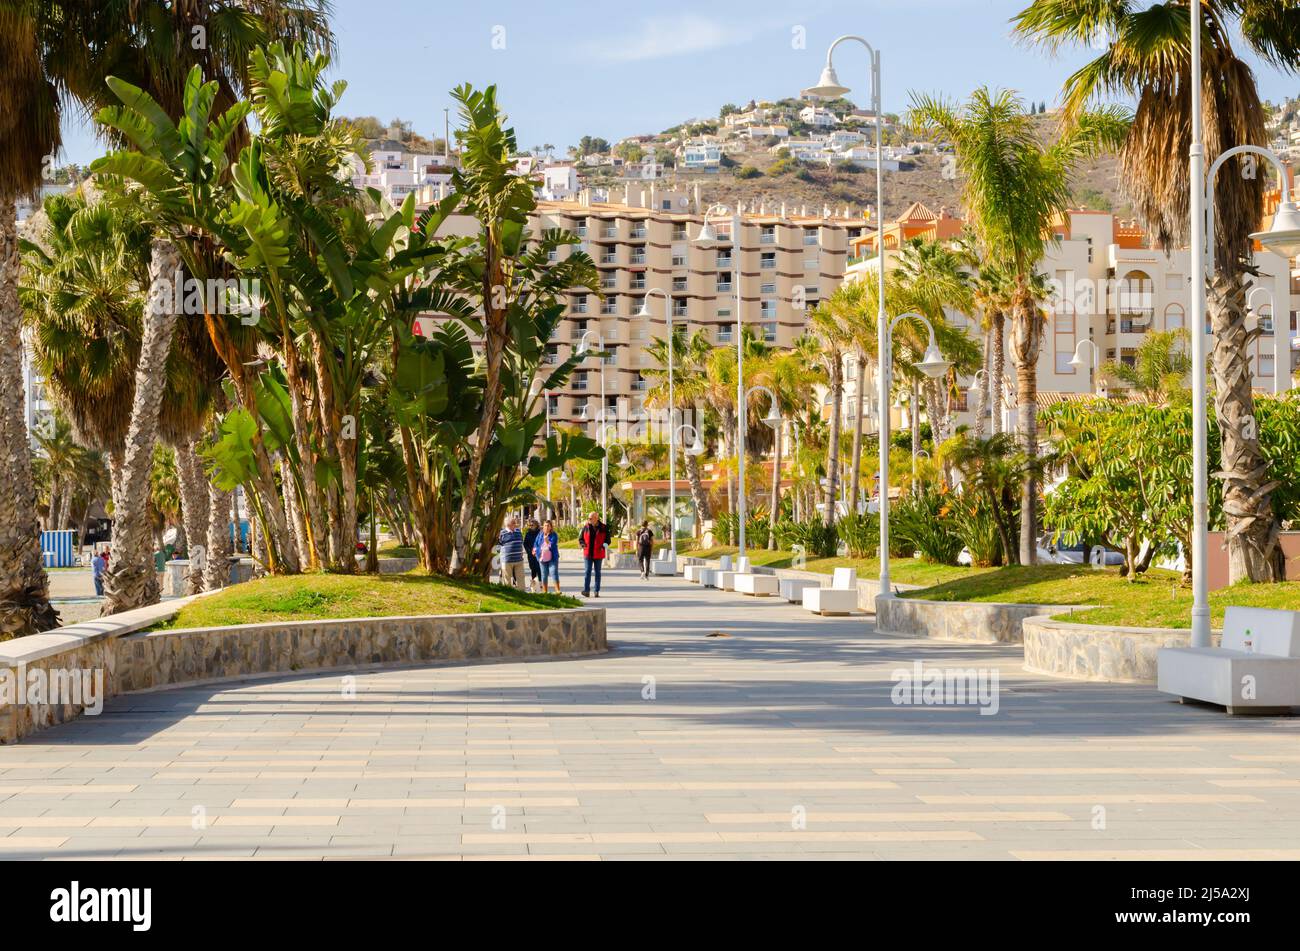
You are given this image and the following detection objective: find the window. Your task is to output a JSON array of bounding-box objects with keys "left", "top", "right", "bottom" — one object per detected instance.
[
  {"left": 760, "top": 226, "right": 776, "bottom": 244},
  {"left": 574, "top": 295, "right": 588, "bottom": 314},
  {"left": 804, "top": 258, "right": 819, "bottom": 270},
  {"left": 762, "top": 321, "right": 777, "bottom": 342},
  {"left": 1054, "top": 306, "right": 1076, "bottom": 375},
  {"left": 1259, "top": 352, "right": 1275, "bottom": 378},
  {"left": 573, "top": 372, "right": 588, "bottom": 391},
  {"left": 760, "top": 282, "right": 776, "bottom": 294},
  {"left": 672, "top": 278, "right": 687, "bottom": 292},
  {"left": 760, "top": 252, "right": 776, "bottom": 269},
  {"left": 1164, "top": 304, "right": 1185, "bottom": 331},
  {"left": 760, "top": 300, "right": 777, "bottom": 317},
  {"left": 716, "top": 278, "right": 733, "bottom": 292},
  {"left": 672, "top": 225, "right": 687, "bottom": 241},
  {"left": 803, "top": 230, "right": 819, "bottom": 246},
  {"left": 601, "top": 300, "right": 617, "bottom": 315},
  {"left": 673, "top": 301, "right": 687, "bottom": 317},
  {"left": 547, "top": 396, "right": 559, "bottom": 415}
]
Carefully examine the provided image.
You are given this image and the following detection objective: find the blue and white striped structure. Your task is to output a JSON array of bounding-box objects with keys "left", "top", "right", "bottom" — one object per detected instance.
[{"left": 41, "top": 530, "right": 76, "bottom": 568}]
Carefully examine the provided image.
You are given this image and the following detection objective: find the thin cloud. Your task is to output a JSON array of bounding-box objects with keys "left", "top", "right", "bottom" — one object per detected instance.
[{"left": 581, "top": 15, "right": 766, "bottom": 63}]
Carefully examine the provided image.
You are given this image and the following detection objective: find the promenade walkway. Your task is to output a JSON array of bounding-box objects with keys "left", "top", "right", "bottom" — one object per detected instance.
[{"left": 3, "top": 568, "right": 1299, "bottom": 860}]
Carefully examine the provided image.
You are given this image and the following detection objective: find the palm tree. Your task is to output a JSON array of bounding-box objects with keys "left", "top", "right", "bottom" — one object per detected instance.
[
  {"left": 1014, "top": 0, "right": 1299, "bottom": 581},
  {"left": 908, "top": 87, "right": 1127, "bottom": 563},
  {"left": 808, "top": 303, "right": 852, "bottom": 525},
  {"left": 0, "top": 1, "right": 334, "bottom": 628},
  {"left": 641, "top": 326, "right": 714, "bottom": 536},
  {"left": 1102, "top": 328, "right": 1194, "bottom": 403},
  {"left": 753, "top": 344, "right": 820, "bottom": 548}
]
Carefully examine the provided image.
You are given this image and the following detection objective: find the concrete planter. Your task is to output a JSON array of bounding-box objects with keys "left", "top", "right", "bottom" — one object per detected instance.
[
  {"left": 876, "top": 596, "right": 1092, "bottom": 644},
  {"left": 0, "top": 602, "right": 605, "bottom": 744},
  {"left": 1023, "top": 615, "right": 1219, "bottom": 684}
]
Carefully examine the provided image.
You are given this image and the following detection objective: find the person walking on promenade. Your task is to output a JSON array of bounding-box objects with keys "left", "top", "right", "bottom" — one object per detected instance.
[
  {"left": 497, "top": 516, "right": 527, "bottom": 591},
  {"left": 635, "top": 521, "right": 655, "bottom": 579},
  {"left": 533, "top": 518, "right": 562, "bottom": 595},
  {"left": 579, "top": 511, "right": 608, "bottom": 598},
  {"left": 523, "top": 517, "right": 542, "bottom": 593},
  {"left": 92, "top": 549, "right": 107, "bottom": 597}
]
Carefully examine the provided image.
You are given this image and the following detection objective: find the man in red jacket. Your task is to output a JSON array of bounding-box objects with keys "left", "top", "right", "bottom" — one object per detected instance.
[{"left": 579, "top": 511, "right": 608, "bottom": 598}]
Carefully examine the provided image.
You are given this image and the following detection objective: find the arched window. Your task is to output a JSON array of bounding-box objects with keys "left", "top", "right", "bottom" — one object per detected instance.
[{"left": 1164, "top": 303, "right": 1185, "bottom": 331}]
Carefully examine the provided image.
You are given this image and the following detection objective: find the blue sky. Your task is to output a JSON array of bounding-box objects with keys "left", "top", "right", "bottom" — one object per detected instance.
[{"left": 58, "top": 0, "right": 1300, "bottom": 165}]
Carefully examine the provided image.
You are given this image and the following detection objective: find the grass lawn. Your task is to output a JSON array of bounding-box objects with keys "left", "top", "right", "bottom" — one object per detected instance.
[
  {"left": 890, "top": 562, "right": 1300, "bottom": 629},
  {"left": 159, "top": 572, "right": 580, "bottom": 629},
  {"left": 681, "top": 546, "right": 988, "bottom": 588},
  {"left": 376, "top": 540, "right": 418, "bottom": 559}
]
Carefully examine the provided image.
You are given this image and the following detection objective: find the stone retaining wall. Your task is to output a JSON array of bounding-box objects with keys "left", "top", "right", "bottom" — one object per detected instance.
[
  {"left": 876, "top": 596, "right": 1092, "bottom": 644},
  {"left": 1023, "top": 615, "right": 1218, "bottom": 684},
  {"left": 0, "top": 603, "right": 605, "bottom": 743}
]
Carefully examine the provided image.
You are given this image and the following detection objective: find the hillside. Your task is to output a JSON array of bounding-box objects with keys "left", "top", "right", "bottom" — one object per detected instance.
[{"left": 581, "top": 112, "right": 1132, "bottom": 222}]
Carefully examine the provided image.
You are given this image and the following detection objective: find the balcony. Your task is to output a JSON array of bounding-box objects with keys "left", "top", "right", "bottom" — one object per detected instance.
[
  {"left": 631, "top": 227, "right": 648, "bottom": 239},
  {"left": 716, "top": 281, "right": 733, "bottom": 293},
  {"left": 600, "top": 226, "right": 617, "bottom": 239},
  {"left": 630, "top": 278, "right": 646, "bottom": 290},
  {"left": 600, "top": 254, "right": 618, "bottom": 265},
  {"left": 760, "top": 230, "right": 776, "bottom": 244},
  {"left": 630, "top": 252, "right": 646, "bottom": 265}
]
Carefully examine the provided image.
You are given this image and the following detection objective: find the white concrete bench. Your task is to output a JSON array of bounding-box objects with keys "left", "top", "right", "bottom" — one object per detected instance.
[
  {"left": 734, "top": 573, "right": 779, "bottom": 596},
  {"left": 699, "top": 568, "right": 719, "bottom": 588},
  {"left": 684, "top": 564, "right": 708, "bottom": 583},
  {"left": 651, "top": 548, "right": 677, "bottom": 576},
  {"left": 717, "top": 557, "right": 749, "bottom": 592},
  {"left": 1157, "top": 607, "right": 1300, "bottom": 715},
  {"left": 779, "top": 578, "right": 821, "bottom": 603},
  {"left": 802, "top": 568, "right": 859, "bottom": 616}
]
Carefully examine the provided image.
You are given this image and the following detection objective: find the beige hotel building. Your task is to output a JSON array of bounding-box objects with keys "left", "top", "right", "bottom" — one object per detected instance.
[{"left": 528, "top": 186, "right": 871, "bottom": 436}]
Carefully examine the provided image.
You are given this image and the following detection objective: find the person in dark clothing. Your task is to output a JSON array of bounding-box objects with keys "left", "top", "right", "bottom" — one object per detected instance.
[
  {"left": 635, "top": 521, "right": 655, "bottom": 579},
  {"left": 578, "top": 511, "right": 608, "bottom": 598},
  {"left": 523, "top": 518, "right": 542, "bottom": 593}
]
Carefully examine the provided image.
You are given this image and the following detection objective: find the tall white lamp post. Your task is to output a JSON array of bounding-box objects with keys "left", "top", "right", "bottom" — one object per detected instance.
[
  {"left": 744, "top": 385, "right": 784, "bottom": 538},
  {"left": 577, "top": 329, "right": 610, "bottom": 521},
  {"left": 875, "top": 313, "right": 951, "bottom": 599},
  {"left": 805, "top": 34, "right": 888, "bottom": 543},
  {"left": 694, "top": 204, "right": 748, "bottom": 552},
  {"left": 636, "top": 288, "right": 679, "bottom": 563}
]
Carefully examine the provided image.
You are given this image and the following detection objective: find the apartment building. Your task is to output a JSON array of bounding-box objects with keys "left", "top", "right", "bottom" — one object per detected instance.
[
  {"left": 841, "top": 202, "right": 1298, "bottom": 437},
  {"left": 524, "top": 188, "right": 871, "bottom": 437}
]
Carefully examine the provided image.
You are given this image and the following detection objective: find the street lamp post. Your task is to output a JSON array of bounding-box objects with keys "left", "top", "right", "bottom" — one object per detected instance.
[
  {"left": 875, "top": 313, "right": 951, "bottom": 599},
  {"left": 636, "top": 288, "right": 679, "bottom": 565},
  {"left": 577, "top": 330, "right": 610, "bottom": 522},
  {"left": 694, "top": 204, "right": 747, "bottom": 552},
  {"left": 1245, "top": 284, "right": 1287, "bottom": 396},
  {"left": 806, "top": 33, "right": 888, "bottom": 556},
  {"left": 1069, "top": 338, "right": 1101, "bottom": 393}
]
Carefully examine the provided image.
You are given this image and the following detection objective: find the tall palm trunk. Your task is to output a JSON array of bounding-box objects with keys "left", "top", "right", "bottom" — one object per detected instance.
[
  {"left": 848, "top": 353, "right": 866, "bottom": 514},
  {"left": 1011, "top": 298, "right": 1043, "bottom": 566},
  {"left": 101, "top": 239, "right": 180, "bottom": 615},
  {"left": 683, "top": 450, "right": 711, "bottom": 540},
  {"left": 990, "top": 311, "right": 1005, "bottom": 435},
  {"left": 767, "top": 423, "right": 782, "bottom": 549},
  {"left": 57, "top": 483, "right": 74, "bottom": 531},
  {"left": 1209, "top": 275, "right": 1281, "bottom": 581},
  {"left": 0, "top": 198, "right": 58, "bottom": 635},
  {"left": 825, "top": 361, "right": 843, "bottom": 525},
  {"left": 974, "top": 330, "right": 991, "bottom": 439},
  {"left": 204, "top": 476, "right": 234, "bottom": 591},
  {"left": 175, "top": 440, "right": 209, "bottom": 594}
]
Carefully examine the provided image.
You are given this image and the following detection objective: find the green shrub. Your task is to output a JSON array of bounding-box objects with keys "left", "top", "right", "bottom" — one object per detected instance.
[
  {"left": 734, "top": 165, "right": 762, "bottom": 179},
  {"left": 890, "top": 488, "right": 963, "bottom": 565},
  {"left": 835, "top": 512, "right": 879, "bottom": 559},
  {"left": 777, "top": 518, "right": 839, "bottom": 558},
  {"left": 947, "top": 491, "right": 1003, "bottom": 567}
]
